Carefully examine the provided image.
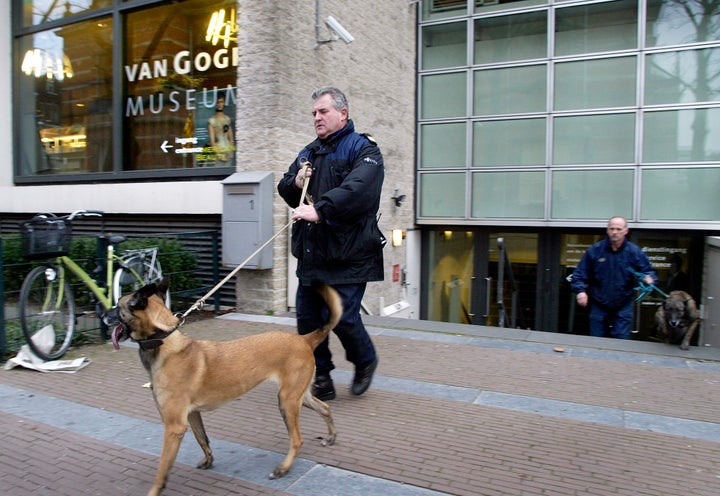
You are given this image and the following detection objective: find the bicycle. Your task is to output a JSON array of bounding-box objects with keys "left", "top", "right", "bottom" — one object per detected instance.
[{"left": 18, "top": 210, "right": 167, "bottom": 361}]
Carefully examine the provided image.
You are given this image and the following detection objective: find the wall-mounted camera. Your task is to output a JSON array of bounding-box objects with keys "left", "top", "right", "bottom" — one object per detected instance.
[{"left": 325, "top": 16, "right": 354, "bottom": 44}]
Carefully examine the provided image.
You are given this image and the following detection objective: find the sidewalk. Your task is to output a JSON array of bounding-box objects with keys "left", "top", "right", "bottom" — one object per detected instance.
[{"left": 1, "top": 313, "right": 719, "bottom": 495}]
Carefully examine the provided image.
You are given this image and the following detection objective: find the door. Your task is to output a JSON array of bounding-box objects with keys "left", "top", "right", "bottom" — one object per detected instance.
[{"left": 703, "top": 239, "right": 720, "bottom": 347}]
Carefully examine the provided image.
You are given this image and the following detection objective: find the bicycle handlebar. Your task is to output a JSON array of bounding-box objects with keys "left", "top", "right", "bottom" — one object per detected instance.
[{"left": 67, "top": 209, "right": 104, "bottom": 220}]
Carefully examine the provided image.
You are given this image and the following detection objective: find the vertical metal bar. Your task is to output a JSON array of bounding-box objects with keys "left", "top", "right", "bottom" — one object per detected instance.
[
  {"left": 497, "top": 237, "right": 505, "bottom": 328},
  {"left": 0, "top": 236, "right": 6, "bottom": 360},
  {"left": 211, "top": 230, "right": 220, "bottom": 314}
]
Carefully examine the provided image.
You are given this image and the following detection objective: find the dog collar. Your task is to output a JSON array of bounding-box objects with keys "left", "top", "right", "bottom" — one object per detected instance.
[{"left": 138, "top": 329, "right": 176, "bottom": 350}]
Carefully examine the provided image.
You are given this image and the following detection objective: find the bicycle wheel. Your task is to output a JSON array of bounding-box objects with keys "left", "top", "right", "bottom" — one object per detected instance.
[
  {"left": 113, "top": 256, "right": 169, "bottom": 307},
  {"left": 19, "top": 265, "right": 76, "bottom": 361}
]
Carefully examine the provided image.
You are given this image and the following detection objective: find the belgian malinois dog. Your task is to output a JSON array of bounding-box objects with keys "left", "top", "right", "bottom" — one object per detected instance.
[
  {"left": 103, "top": 281, "right": 341, "bottom": 496},
  {"left": 655, "top": 290, "right": 701, "bottom": 350}
]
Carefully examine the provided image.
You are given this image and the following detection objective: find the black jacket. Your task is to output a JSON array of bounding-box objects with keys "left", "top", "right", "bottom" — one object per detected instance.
[{"left": 277, "top": 120, "right": 385, "bottom": 286}]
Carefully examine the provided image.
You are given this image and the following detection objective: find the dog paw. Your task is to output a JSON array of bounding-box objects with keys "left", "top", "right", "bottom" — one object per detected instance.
[
  {"left": 318, "top": 434, "right": 336, "bottom": 447},
  {"left": 196, "top": 455, "right": 214, "bottom": 469},
  {"left": 269, "top": 467, "right": 288, "bottom": 479}
]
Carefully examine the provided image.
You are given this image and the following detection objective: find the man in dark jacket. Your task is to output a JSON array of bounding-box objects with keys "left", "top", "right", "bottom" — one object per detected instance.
[
  {"left": 277, "top": 87, "right": 384, "bottom": 400},
  {"left": 571, "top": 216, "right": 657, "bottom": 339}
]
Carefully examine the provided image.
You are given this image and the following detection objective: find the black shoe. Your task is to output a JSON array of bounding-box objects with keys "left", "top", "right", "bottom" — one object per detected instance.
[
  {"left": 312, "top": 374, "right": 336, "bottom": 401},
  {"left": 351, "top": 359, "right": 378, "bottom": 396}
]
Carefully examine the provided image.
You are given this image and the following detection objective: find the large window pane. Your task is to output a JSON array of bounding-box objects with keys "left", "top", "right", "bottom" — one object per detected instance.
[
  {"left": 474, "top": 11, "right": 547, "bottom": 65},
  {"left": 421, "top": 72, "right": 467, "bottom": 118},
  {"left": 473, "top": 65, "right": 546, "bottom": 115},
  {"left": 553, "top": 113, "right": 635, "bottom": 164},
  {"left": 473, "top": 119, "right": 546, "bottom": 166},
  {"left": 643, "top": 108, "right": 720, "bottom": 162},
  {"left": 645, "top": 48, "right": 720, "bottom": 105},
  {"left": 641, "top": 168, "right": 720, "bottom": 221},
  {"left": 22, "top": 0, "right": 103, "bottom": 27},
  {"left": 422, "top": 22, "right": 467, "bottom": 70},
  {"left": 421, "top": 122, "right": 466, "bottom": 168},
  {"left": 551, "top": 169, "right": 634, "bottom": 219},
  {"left": 125, "top": 0, "right": 238, "bottom": 171},
  {"left": 420, "top": 173, "right": 467, "bottom": 217},
  {"left": 426, "top": 230, "right": 475, "bottom": 324},
  {"left": 646, "top": 0, "right": 720, "bottom": 48},
  {"left": 472, "top": 171, "right": 545, "bottom": 218},
  {"left": 18, "top": 20, "right": 113, "bottom": 176},
  {"left": 554, "top": 57, "right": 636, "bottom": 110},
  {"left": 555, "top": 0, "right": 638, "bottom": 56},
  {"left": 422, "top": 0, "right": 467, "bottom": 21}
]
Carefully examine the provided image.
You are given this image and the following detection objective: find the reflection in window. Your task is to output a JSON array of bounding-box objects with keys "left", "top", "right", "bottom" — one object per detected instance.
[
  {"left": 555, "top": 0, "right": 638, "bottom": 56},
  {"left": 18, "top": 19, "right": 113, "bottom": 175},
  {"left": 553, "top": 113, "right": 635, "bottom": 165},
  {"left": 22, "top": 0, "right": 104, "bottom": 27},
  {"left": 641, "top": 168, "right": 720, "bottom": 220},
  {"left": 419, "top": 173, "right": 467, "bottom": 216},
  {"left": 473, "top": 119, "right": 545, "bottom": 166},
  {"left": 474, "top": 11, "right": 547, "bottom": 65},
  {"left": 643, "top": 108, "right": 720, "bottom": 162},
  {"left": 125, "top": 1, "right": 238, "bottom": 171},
  {"left": 646, "top": 0, "right": 720, "bottom": 47},
  {"left": 473, "top": 65, "right": 546, "bottom": 115},
  {"left": 551, "top": 169, "right": 634, "bottom": 219},
  {"left": 421, "top": 122, "right": 467, "bottom": 168},
  {"left": 472, "top": 171, "right": 545, "bottom": 218},
  {"left": 554, "top": 57, "right": 636, "bottom": 110},
  {"left": 645, "top": 48, "right": 720, "bottom": 105},
  {"left": 422, "top": 22, "right": 467, "bottom": 70}
]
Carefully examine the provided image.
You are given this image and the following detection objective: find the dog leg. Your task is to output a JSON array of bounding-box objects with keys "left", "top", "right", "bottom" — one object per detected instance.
[
  {"left": 303, "top": 391, "right": 337, "bottom": 446},
  {"left": 148, "top": 419, "right": 187, "bottom": 496},
  {"left": 680, "top": 319, "right": 699, "bottom": 351},
  {"left": 270, "top": 387, "right": 305, "bottom": 479},
  {"left": 187, "top": 410, "right": 214, "bottom": 469}
]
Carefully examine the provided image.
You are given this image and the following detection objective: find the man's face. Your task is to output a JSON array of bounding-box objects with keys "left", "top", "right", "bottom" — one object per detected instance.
[
  {"left": 312, "top": 94, "right": 347, "bottom": 139},
  {"left": 607, "top": 218, "right": 628, "bottom": 245}
]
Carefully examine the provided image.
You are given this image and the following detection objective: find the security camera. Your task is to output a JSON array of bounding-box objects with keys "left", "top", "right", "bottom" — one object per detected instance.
[{"left": 326, "top": 16, "right": 354, "bottom": 44}]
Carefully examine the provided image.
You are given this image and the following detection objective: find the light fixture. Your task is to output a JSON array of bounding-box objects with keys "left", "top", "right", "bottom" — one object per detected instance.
[
  {"left": 21, "top": 48, "right": 74, "bottom": 80},
  {"left": 391, "top": 229, "right": 405, "bottom": 247},
  {"left": 206, "top": 8, "right": 238, "bottom": 48}
]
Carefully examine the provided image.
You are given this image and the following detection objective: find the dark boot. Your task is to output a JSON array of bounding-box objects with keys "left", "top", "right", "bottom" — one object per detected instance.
[
  {"left": 351, "top": 358, "right": 378, "bottom": 396},
  {"left": 312, "top": 373, "right": 336, "bottom": 401}
]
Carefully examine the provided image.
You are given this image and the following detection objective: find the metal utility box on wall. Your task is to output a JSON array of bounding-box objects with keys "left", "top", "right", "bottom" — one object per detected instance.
[{"left": 221, "top": 171, "right": 274, "bottom": 269}]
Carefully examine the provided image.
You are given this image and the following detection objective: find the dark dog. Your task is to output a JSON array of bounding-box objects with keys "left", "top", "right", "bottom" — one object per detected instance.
[
  {"left": 103, "top": 281, "right": 341, "bottom": 496},
  {"left": 655, "top": 290, "right": 700, "bottom": 350}
]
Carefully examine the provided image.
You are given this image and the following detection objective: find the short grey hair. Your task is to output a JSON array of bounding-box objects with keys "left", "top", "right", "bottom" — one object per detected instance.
[{"left": 311, "top": 86, "right": 349, "bottom": 114}]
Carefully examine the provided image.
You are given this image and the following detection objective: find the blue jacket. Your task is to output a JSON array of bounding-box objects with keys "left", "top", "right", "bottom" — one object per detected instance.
[
  {"left": 277, "top": 120, "right": 385, "bottom": 286},
  {"left": 571, "top": 237, "right": 657, "bottom": 309}
]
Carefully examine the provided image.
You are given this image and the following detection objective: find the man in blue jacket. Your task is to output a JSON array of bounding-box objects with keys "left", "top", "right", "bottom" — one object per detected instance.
[
  {"left": 277, "top": 87, "right": 384, "bottom": 400},
  {"left": 571, "top": 216, "right": 657, "bottom": 339}
]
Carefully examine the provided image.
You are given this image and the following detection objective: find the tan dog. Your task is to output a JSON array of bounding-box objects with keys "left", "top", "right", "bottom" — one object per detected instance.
[
  {"left": 655, "top": 290, "right": 701, "bottom": 350},
  {"left": 103, "top": 281, "right": 341, "bottom": 496}
]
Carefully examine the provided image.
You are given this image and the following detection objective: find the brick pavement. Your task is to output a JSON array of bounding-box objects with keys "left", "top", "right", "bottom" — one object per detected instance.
[{"left": 1, "top": 314, "right": 719, "bottom": 495}]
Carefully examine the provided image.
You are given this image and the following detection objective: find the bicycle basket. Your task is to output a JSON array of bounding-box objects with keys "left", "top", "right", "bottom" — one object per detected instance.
[{"left": 20, "top": 215, "right": 72, "bottom": 260}]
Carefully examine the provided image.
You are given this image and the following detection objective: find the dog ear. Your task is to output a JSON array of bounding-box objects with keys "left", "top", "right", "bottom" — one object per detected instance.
[{"left": 156, "top": 279, "right": 169, "bottom": 297}]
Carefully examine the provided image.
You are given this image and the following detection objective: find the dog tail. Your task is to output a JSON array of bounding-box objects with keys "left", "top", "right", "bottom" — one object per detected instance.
[{"left": 303, "top": 285, "right": 343, "bottom": 350}]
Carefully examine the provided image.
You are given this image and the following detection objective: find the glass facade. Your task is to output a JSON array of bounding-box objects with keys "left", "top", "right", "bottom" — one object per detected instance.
[
  {"left": 418, "top": 0, "right": 720, "bottom": 224},
  {"left": 14, "top": 0, "right": 237, "bottom": 182}
]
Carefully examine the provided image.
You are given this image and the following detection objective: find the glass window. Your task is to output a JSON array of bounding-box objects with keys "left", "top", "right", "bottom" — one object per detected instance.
[
  {"left": 421, "top": 72, "right": 467, "bottom": 119},
  {"left": 422, "top": 22, "right": 467, "bottom": 70},
  {"left": 473, "top": 11, "right": 547, "bottom": 65},
  {"left": 425, "top": 229, "right": 475, "bottom": 324},
  {"left": 17, "top": 19, "right": 113, "bottom": 176},
  {"left": 643, "top": 108, "right": 720, "bottom": 162},
  {"left": 419, "top": 173, "right": 467, "bottom": 217},
  {"left": 555, "top": 0, "right": 638, "bottom": 56},
  {"left": 646, "top": 0, "right": 720, "bottom": 48},
  {"left": 645, "top": 48, "right": 720, "bottom": 105},
  {"left": 641, "top": 168, "right": 720, "bottom": 221},
  {"left": 125, "top": 1, "right": 237, "bottom": 171},
  {"left": 22, "top": 0, "right": 104, "bottom": 27},
  {"left": 422, "top": 0, "right": 467, "bottom": 21},
  {"left": 551, "top": 169, "right": 634, "bottom": 219},
  {"left": 475, "top": 0, "right": 548, "bottom": 14},
  {"left": 473, "top": 118, "right": 546, "bottom": 166},
  {"left": 421, "top": 122, "right": 467, "bottom": 168},
  {"left": 472, "top": 171, "right": 545, "bottom": 218},
  {"left": 553, "top": 113, "right": 635, "bottom": 165},
  {"left": 554, "top": 57, "right": 637, "bottom": 110},
  {"left": 474, "top": 65, "right": 546, "bottom": 115}
]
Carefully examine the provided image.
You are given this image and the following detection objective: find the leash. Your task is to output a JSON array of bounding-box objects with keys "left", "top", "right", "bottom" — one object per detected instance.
[
  {"left": 179, "top": 160, "right": 314, "bottom": 321},
  {"left": 629, "top": 269, "right": 668, "bottom": 301}
]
